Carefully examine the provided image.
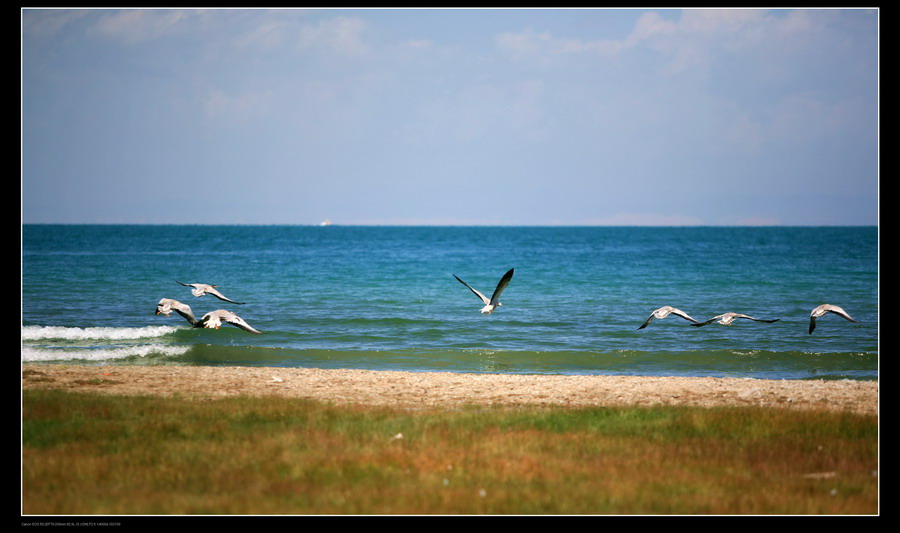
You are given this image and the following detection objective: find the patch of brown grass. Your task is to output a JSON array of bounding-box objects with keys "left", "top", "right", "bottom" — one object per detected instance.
[{"left": 22, "top": 389, "right": 877, "bottom": 515}]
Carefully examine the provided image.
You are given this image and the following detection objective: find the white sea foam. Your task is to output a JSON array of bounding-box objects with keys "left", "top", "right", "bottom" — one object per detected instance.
[
  {"left": 21, "top": 325, "right": 181, "bottom": 341},
  {"left": 21, "top": 344, "right": 191, "bottom": 362}
]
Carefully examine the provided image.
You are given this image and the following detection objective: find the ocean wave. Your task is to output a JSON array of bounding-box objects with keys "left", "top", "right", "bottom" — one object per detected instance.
[
  {"left": 21, "top": 344, "right": 191, "bottom": 362},
  {"left": 21, "top": 325, "right": 183, "bottom": 342}
]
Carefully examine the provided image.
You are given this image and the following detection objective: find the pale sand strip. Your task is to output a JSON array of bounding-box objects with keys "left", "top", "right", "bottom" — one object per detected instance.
[{"left": 22, "top": 364, "right": 877, "bottom": 416}]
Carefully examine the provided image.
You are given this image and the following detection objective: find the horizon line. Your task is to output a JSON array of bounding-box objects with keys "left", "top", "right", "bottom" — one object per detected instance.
[{"left": 20, "top": 221, "right": 879, "bottom": 228}]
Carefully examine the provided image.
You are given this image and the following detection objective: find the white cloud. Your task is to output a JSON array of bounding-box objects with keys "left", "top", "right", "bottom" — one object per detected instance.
[
  {"left": 22, "top": 8, "right": 90, "bottom": 37},
  {"left": 624, "top": 11, "right": 677, "bottom": 48},
  {"left": 88, "top": 8, "right": 199, "bottom": 45},
  {"left": 676, "top": 8, "right": 768, "bottom": 35},
  {"left": 495, "top": 28, "right": 620, "bottom": 60},
  {"left": 297, "top": 16, "right": 370, "bottom": 57},
  {"left": 22, "top": 8, "right": 877, "bottom": 226},
  {"left": 234, "top": 19, "right": 292, "bottom": 50},
  {"left": 491, "top": 9, "right": 866, "bottom": 79}
]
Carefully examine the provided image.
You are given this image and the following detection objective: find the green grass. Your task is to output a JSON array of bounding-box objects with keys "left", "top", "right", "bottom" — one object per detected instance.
[{"left": 22, "top": 389, "right": 878, "bottom": 515}]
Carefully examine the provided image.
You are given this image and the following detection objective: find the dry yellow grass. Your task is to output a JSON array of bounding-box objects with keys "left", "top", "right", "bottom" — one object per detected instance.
[{"left": 22, "top": 388, "right": 878, "bottom": 515}]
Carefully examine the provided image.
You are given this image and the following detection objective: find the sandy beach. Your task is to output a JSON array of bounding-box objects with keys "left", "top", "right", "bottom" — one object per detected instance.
[{"left": 22, "top": 364, "right": 878, "bottom": 416}]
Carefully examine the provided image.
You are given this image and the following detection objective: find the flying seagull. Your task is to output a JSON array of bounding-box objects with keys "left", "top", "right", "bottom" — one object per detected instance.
[
  {"left": 691, "top": 312, "right": 780, "bottom": 327},
  {"left": 453, "top": 268, "right": 515, "bottom": 316},
  {"left": 155, "top": 298, "right": 198, "bottom": 325},
  {"left": 194, "top": 309, "right": 262, "bottom": 334},
  {"left": 176, "top": 281, "right": 245, "bottom": 304},
  {"left": 637, "top": 306, "right": 701, "bottom": 329},
  {"left": 808, "top": 304, "right": 859, "bottom": 334}
]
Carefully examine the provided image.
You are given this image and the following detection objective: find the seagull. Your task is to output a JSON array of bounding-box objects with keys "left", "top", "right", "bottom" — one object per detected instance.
[
  {"left": 176, "top": 281, "right": 245, "bottom": 304},
  {"left": 453, "top": 268, "right": 515, "bottom": 316},
  {"left": 194, "top": 309, "right": 262, "bottom": 334},
  {"left": 637, "top": 306, "right": 701, "bottom": 329},
  {"left": 808, "top": 304, "right": 859, "bottom": 334},
  {"left": 691, "top": 312, "right": 780, "bottom": 327},
  {"left": 155, "top": 298, "right": 198, "bottom": 325}
]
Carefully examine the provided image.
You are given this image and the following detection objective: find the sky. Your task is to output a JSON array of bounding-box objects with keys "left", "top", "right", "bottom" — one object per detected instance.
[{"left": 21, "top": 8, "right": 878, "bottom": 226}]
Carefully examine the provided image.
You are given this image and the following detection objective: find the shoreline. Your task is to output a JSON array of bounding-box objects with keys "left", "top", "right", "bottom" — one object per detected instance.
[{"left": 21, "top": 364, "right": 878, "bottom": 416}]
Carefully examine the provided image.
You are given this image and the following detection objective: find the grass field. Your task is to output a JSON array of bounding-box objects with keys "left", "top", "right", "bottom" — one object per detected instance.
[{"left": 22, "top": 389, "right": 878, "bottom": 515}]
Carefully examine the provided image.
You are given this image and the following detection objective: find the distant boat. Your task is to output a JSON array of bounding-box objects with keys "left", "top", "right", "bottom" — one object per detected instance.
[{"left": 319, "top": 219, "right": 333, "bottom": 226}]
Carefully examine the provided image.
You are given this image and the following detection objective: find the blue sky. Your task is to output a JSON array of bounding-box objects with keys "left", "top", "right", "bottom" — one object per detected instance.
[{"left": 21, "top": 8, "right": 878, "bottom": 225}]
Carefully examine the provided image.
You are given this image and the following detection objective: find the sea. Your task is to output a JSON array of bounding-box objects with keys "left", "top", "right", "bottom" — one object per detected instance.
[{"left": 21, "top": 225, "right": 878, "bottom": 381}]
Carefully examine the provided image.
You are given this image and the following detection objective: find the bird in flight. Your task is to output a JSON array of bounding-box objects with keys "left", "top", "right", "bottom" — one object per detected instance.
[
  {"left": 637, "top": 306, "right": 701, "bottom": 329},
  {"left": 155, "top": 298, "right": 198, "bottom": 325},
  {"left": 808, "top": 304, "right": 859, "bottom": 334},
  {"left": 176, "top": 281, "right": 245, "bottom": 304},
  {"left": 453, "top": 268, "right": 515, "bottom": 316},
  {"left": 691, "top": 312, "right": 780, "bottom": 327},
  {"left": 194, "top": 309, "right": 261, "bottom": 334}
]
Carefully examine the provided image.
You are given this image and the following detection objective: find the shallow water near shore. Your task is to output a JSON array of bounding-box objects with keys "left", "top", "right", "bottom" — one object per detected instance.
[{"left": 22, "top": 225, "right": 878, "bottom": 380}]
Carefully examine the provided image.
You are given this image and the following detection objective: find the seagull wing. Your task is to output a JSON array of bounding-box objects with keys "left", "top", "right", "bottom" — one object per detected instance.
[
  {"left": 195, "top": 312, "right": 214, "bottom": 329},
  {"left": 155, "top": 299, "right": 169, "bottom": 315},
  {"left": 454, "top": 275, "right": 490, "bottom": 305},
  {"left": 690, "top": 317, "right": 718, "bottom": 327},
  {"left": 205, "top": 286, "right": 245, "bottom": 305},
  {"left": 223, "top": 312, "right": 262, "bottom": 334},
  {"left": 488, "top": 268, "right": 515, "bottom": 305},
  {"left": 737, "top": 314, "right": 779, "bottom": 323},
  {"left": 669, "top": 308, "right": 700, "bottom": 324},
  {"left": 637, "top": 313, "right": 656, "bottom": 329},
  {"left": 810, "top": 304, "right": 859, "bottom": 334},
  {"left": 824, "top": 305, "right": 859, "bottom": 323},
  {"left": 718, "top": 313, "right": 780, "bottom": 324},
  {"left": 171, "top": 301, "right": 198, "bottom": 325}
]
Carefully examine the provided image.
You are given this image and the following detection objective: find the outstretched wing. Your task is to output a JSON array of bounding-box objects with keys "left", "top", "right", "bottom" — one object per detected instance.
[
  {"left": 669, "top": 307, "right": 700, "bottom": 324},
  {"left": 637, "top": 313, "right": 656, "bottom": 329},
  {"left": 224, "top": 313, "right": 261, "bottom": 334},
  {"left": 205, "top": 286, "right": 245, "bottom": 305},
  {"left": 489, "top": 268, "right": 515, "bottom": 305},
  {"left": 171, "top": 301, "right": 198, "bottom": 325},
  {"left": 809, "top": 304, "right": 858, "bottom": 334},
  {"left": 740, "top": 314, "right": 779, "bottom": 323},
  {"left": 454, "top": 275, "right": 490, "bottom": 305},
  {"left": 195, "top": 312, "right": 214, "bottom": 329},
  {"left": 824, "top": 305, "right": 858, "bottom": 323}
]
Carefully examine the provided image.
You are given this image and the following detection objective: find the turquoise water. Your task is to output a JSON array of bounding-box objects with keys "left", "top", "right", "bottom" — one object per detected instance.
[{"left": 21, "top": 225, "right": 878, "bottom": 380}]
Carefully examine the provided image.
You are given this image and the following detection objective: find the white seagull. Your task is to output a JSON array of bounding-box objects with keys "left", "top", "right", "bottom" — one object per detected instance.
[
  {"left": 691, "top": 312, "right": 780, "bottom": 327},
  {"left": 808, "top": 304, "right": 859, "bottom": 334},
  {"left": 176, "top": 281, "right": 245, "bottom": 304},
  {"left": 453, "top": 268, "right": 515, "bottom": 316},
  {"left": 638, "top": 306, "right": 701, "bottom": 329},
  {"left": 195, "top": 309, "right": 262, "bottom": 334},
  {"left": 155, "top": 298, "right": 198, "bottom": 325}
]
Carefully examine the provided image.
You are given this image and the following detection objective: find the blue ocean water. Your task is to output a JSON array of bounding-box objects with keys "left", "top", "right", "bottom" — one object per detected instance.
[{"left": 21, "top": 225, "right": 878, "bottom": 380}]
